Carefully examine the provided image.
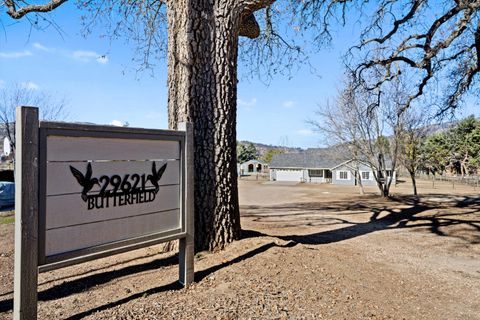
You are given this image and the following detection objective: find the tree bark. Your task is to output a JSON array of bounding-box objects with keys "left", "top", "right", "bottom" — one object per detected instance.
[
  {"left": 409, "top": 170, "right": 417, "bottom": 196},
  {"left": 375, "top": 154, "right": 391, "bottom": 197},
  {"left": 167, "top": 0, "right": 253, "bottom": 252},
  {"left": 357, "top": 172, "right": 365, "bottom": 195},
  {"left": 353, "top": 166, "right": 364, "bottom": 195}
]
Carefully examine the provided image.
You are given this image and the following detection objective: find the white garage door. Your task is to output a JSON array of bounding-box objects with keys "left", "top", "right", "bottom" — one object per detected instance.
[{"left": 275, "top": 169, "right": 303, "bottom": 182}]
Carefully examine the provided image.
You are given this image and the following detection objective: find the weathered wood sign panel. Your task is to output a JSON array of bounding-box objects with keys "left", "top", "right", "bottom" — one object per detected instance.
[
  {"left": 14, "top": 107, "right": 194, "bottom": 320},
  {"left": 41, "top": 135, "right": 183, "bottom": 263}
]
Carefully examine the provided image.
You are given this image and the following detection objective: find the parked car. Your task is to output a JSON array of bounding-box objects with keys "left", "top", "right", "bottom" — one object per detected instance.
[{"left": 0, "top": 181, "right": 14, "bottom": 208}]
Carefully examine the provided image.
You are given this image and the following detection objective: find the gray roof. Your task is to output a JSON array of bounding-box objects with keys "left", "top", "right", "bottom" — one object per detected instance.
[
  {"left": 270, "top": 147, "right": 395, "bottom": 170},
  {"left": 270, "top": 149, "right": 349, "bottom": 169},
  {"left": 240, "top": 159, "right": 267, "bottom": 166}
]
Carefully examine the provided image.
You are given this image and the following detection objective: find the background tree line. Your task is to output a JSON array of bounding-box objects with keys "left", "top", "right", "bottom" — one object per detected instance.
[{"left": 422, "top": 116, "right": 480, "bottom": 178}]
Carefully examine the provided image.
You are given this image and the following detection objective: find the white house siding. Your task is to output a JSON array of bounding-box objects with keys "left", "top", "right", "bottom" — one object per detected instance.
[
  {"left": 358, "top": 163, "right": 398, "bottom": 186},
  {"left": 332, "top": 167, "right": 355, "bottom": 185}
]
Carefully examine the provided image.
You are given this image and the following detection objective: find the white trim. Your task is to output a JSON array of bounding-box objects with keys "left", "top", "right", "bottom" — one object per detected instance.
[{"left": 330, "top": 159, "right": 355, "bottom": 171}]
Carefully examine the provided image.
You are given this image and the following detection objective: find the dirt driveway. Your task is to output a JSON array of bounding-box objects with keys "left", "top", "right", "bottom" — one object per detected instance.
[{"left": 0, "top": 179, "right": 479, "bottom": 319}]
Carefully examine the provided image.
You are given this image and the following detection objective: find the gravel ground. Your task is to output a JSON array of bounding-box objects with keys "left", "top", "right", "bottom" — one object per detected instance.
[{"left": 0, "top": 179, "right": 479, "bottom": 319}]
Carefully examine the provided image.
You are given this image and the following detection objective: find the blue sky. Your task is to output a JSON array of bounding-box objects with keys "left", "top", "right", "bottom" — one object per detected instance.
[{"left": 1, "top": 6, "right": 478, "bottom": 149}]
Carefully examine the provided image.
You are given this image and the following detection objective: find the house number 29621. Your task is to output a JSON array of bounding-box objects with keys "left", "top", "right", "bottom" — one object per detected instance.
[{"left": 69, "top": 162, "right": 168, "bottom": 210}]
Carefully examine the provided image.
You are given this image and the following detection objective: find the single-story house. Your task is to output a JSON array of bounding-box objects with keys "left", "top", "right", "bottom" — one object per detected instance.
[
  {"left": 270, "top": 152, "right": 396, "bottom": 185},
  {"left": 269, "top": 152, "right": 337, "bottom": 183},
  {"left": 238, "top": 159, "right": 268, "bottom": 176}
]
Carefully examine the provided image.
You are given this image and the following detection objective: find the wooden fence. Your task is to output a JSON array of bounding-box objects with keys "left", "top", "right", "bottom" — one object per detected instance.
[{"left": 417, "top": 173, "right": 480, "bottom": 189}]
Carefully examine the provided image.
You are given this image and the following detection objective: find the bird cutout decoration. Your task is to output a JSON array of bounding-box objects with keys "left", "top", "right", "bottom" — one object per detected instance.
[
  {"left": 148, "top": 162, "right": 167, "bottom": 193},
  {"left": 69, "top": 163, "right": 100, "bottom": 201}
]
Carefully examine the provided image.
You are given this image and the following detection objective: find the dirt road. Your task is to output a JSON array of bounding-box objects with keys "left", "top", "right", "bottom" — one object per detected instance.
[{"left": 0, "top": 179, "right": 479, "bottom": 319}]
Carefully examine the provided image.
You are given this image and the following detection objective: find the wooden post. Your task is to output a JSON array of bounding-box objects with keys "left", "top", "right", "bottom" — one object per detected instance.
[
  {"left": 13, "top": 107, "right": 39, "bottom": 320},
  {"left": 178, "top": 122, "right": 194, "bottom": 286}
]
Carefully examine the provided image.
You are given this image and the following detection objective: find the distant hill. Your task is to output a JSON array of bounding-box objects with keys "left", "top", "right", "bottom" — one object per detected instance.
[
  {"left": 239, "top": 118, "right": 470, "bottom": 161},
  {"left": 421, "top": 119, "right": 459, "bottom": 136},
  {"left": 238, "top": 141, "right": 303, "bottom": 158}
]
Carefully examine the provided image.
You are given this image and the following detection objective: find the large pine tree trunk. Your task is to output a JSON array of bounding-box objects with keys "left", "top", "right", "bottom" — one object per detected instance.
[
  {"left": 166, "top": 0, "right": 242, "bottom": 252},
  {"left": 209, "top": 4, "right": 243, "bottom": 250}
]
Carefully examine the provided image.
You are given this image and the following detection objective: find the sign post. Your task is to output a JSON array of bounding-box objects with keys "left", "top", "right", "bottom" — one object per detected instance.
[
  {"left": 13, "top": 107, "right": 194, "bottom": 319},
  {"left": 13, "top": 107, "right": 39, "bottom": 320},
  {"left": 178, "top": 122, "right": 194, "bottom": 285}
]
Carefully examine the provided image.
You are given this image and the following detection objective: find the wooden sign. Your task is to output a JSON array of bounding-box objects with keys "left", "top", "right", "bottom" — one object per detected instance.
[{"left": 14, "top": 107, "right": 194, "bottom": 320}]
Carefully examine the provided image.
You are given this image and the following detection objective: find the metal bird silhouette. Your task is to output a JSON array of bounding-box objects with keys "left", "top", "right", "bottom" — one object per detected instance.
[
  {"left": 147, "top": 162, "right": 167, "bottom": 193},
  {"left": 69, "top": 163, "right": 100, "bottom": 201}
]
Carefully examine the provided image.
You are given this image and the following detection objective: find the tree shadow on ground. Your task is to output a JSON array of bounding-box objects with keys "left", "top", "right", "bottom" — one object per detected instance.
[
  {"left": 0, "top": 240, "right": 297, "bottom": 318},
  {"left": 66, "top": 240, "right": 297, "bottom": 320},
  {"left": 0, "top": 239, "right": 297, "bottom": 316},
  {"left": 241, "top": 194, "right": 480, "bottom": 245},
  {"left": 0, "top": 194, "right": 478, "bottom": 317},
  {"left": 0, "top": 251, "right": 171, "bottom": 300},
  {"left": 0, "top": 255, "right": 178, "bottom": 313}
]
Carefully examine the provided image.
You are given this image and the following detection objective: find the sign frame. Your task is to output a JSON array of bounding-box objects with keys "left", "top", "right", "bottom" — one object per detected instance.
[{"left": 13, "top": 106, "right": 194, "bottom": 320}]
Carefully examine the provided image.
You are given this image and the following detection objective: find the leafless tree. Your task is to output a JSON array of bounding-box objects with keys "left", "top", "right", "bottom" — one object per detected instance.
[
  {"left": 299, "top": 0, "right": 480, "bottom": 116},
  {"left": 0, "top": 83, "right": 68, "bottom": 157},
  {"left": 311, "top": 75, "right": 409, "bottom": 197}
]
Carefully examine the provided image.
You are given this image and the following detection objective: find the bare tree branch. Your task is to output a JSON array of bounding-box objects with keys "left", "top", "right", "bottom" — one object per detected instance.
[{"left": 5, "top": 0, "right": 68, "bottom": 19}]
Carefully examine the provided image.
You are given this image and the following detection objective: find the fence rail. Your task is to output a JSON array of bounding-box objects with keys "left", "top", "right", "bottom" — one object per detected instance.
[{"left": 417, "top": 173, "right": 480, "bottom": 189}]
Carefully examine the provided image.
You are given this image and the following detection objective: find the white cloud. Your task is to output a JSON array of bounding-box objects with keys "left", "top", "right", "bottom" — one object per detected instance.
[
  {"left": 110, "top": 120, "right": 124, "bottom": 127},
  {"left": 31, "top": 45, "right": 108, "bottom": 64},
  {"left": 296, "top": 129, "right": 315, "bottom": 136},
  {"left": 0, "top": 50, "right": 33, "bottom": 59},
  {"left": 33, "top": 43, "right": 54, "bottom": 52},
  {"left": 72, "top": 50, "right": 108, "bottom": 64},
  {"left": 238, "top": 98, "right": 257, "bottom": 109},
  {"left": 282, "top": 100, "right": 296, "bottom": 108},
  {"left": 21, "top": 82, "right": 40, "bottom": 90},
  {"left": 72, "top": 50, "right": 97, "bottom": 61},
  {"left": 96, "top": 55, "right": 109, "bottom": 64}
]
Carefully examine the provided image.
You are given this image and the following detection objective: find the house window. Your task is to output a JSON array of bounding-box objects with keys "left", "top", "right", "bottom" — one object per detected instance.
[
  {"left": 309, "top": 169, "right": 323, "bottom": 177},
  {"left": 361, "top": 171, "right": 370, "bottom": 180},
  {"left": 339, "top": 171, "right": 348, "bottom": 180}
]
